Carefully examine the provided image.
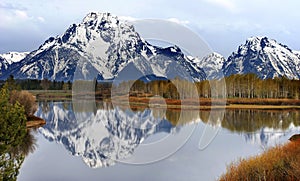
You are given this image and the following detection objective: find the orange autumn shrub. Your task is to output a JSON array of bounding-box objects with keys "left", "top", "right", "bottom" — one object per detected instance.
[{"left": 219, "top": 139, "right": 300, "bottom": 181}]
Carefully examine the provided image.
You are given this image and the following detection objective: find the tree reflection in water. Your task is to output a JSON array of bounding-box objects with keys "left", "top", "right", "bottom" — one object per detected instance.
[
  {"left": 200, "top": 109, "right": 300, "bottom": 133},
  {"left": 0, "top": 129, "right": 37, "bottom": 181}
]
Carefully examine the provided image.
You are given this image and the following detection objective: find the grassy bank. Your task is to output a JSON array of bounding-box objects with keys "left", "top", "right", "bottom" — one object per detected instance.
[
  {"left": 121, "top": 97, "right": 300, "bottom": 110},
  {"left": 219, "top": 138, "right": 300, "bottom": 181},
  {"left": 28, "top": 90, "right": 72, "bottom": 101}
]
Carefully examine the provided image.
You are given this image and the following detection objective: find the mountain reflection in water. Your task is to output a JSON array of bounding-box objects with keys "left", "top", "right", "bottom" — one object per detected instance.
[{"left": 36, "top": 101, "right": 300, "bottom": 168}]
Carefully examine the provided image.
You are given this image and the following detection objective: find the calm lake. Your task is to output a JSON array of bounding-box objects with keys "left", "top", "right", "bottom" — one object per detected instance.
[{"left": 18, "top": 101, "right": 300, "bottom": 181}]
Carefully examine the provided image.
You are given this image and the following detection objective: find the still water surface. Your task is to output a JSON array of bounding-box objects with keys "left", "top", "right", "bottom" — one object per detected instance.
[{"left": 18, "top": 101, "right": 300, "bottom": 181}]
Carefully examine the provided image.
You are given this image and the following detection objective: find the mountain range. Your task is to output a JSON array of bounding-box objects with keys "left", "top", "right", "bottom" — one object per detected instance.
[{"left": 1, "top": 12, "right": 300, "bottom": 81}]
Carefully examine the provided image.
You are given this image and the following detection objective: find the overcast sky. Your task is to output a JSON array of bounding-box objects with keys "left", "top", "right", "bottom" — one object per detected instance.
[{"left": 1, "top": 0, "right": 300, "bottom": 57}]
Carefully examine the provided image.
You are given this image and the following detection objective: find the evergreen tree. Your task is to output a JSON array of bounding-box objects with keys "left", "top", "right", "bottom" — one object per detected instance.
[{"left": 0, "top": 84, "right": 27, "bottom": 181}]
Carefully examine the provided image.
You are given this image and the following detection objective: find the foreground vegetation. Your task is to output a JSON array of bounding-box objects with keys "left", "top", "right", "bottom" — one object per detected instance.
[
  {"left": 2, "top": 76, "right": 45, "bottom": 126},
  {"left": 0, "top": 82, "right": 40, "bottom": 181},
  {"left": 0, "top": 77, "right": 47, "bottom": 180},
  {"left": 219, "top": 138, "right": 300, "bottom": 181}
]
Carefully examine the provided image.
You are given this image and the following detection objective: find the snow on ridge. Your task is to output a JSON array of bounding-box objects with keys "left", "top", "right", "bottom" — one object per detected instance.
[{"left": 0, "top": 51, "right": 29, "bottom": 64}]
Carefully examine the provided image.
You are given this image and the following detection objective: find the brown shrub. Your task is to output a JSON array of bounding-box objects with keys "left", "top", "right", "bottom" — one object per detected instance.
[
  {"left": 219, "top": 140, "right": 300, "bottom": 181},
  {"left": 10, "top": 90, "right": 37, "bottom": 116}
]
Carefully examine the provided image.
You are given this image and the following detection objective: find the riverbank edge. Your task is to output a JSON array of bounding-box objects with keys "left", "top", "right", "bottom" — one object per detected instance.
[{"left": 26, "top": 115, "right": 46, "bottom": 128}]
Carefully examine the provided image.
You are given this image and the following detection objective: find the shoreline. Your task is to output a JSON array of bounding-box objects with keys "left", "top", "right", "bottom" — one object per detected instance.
[
  {"left": 118, "top": 97, "right": 300, "bottom": 110},
  {"left": 124, "top": 102, "right": 300, "bottom": 110},
  {"left": 26, "top": 115, "right": 46, "bottom": 128},
  {"left": 28, "top": 90, "right": 300, "bottom": 110}
]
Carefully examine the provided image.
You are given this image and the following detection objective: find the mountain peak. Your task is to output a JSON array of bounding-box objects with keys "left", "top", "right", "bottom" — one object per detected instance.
[
  {"left": 83, "top": 12, "right": 112, "bottom": 20},
  {"left": 243, "top": 36, "right": 276, "bottom": 52},
  {"left": 244, "top": 36, "right": 292, "bottom": 52},
  {"left": 246, "top": 36, "right": 275, "bottom": 43},
  {"left": 224, "top": 36, "right": 300, "bottom": 79},
  {"left": 192, "top": 52, "right": 225, "bottom": 79},
  {"left": 246, "top": 36, "right": 267, "bottom": 42},
  {"left": 83, "top": 12, "right": 111, "bottom": 20},
  {"left": 82, "top": 12, "right": 119, "bottom": 27}
]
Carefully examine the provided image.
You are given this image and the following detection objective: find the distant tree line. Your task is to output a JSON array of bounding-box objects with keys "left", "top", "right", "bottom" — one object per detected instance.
[
  {"left": 223, "top": 74, "right": 300, "bottom": 99},
  {"left": 121, "top": 74, "right": 300, "bottom": 99},
  {"left": 0, "top": 76, "right": 72, "bottom": 91},
  {"left": 2, "top": 74, "right": 300, "bottom": 99}
]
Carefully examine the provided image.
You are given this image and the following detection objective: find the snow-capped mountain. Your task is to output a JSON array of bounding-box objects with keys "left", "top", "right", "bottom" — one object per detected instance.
[
  {"left": 0, "top": 52, "right": 28, "bottom": 76},
  {"left": 1, "top": 12, "right": 206, "bottom": 82},
  {"left": 1, "top": 13, "right": 300, "bottom": 81},
  {"left": 223, "top": 36, "right": 300, "bottom": 79},
  {"left": 191, "top": 52, "right": 225, "bottom": 79},
  {"left": 36, "top": 102, "right": 176, "bottom": 168}
]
